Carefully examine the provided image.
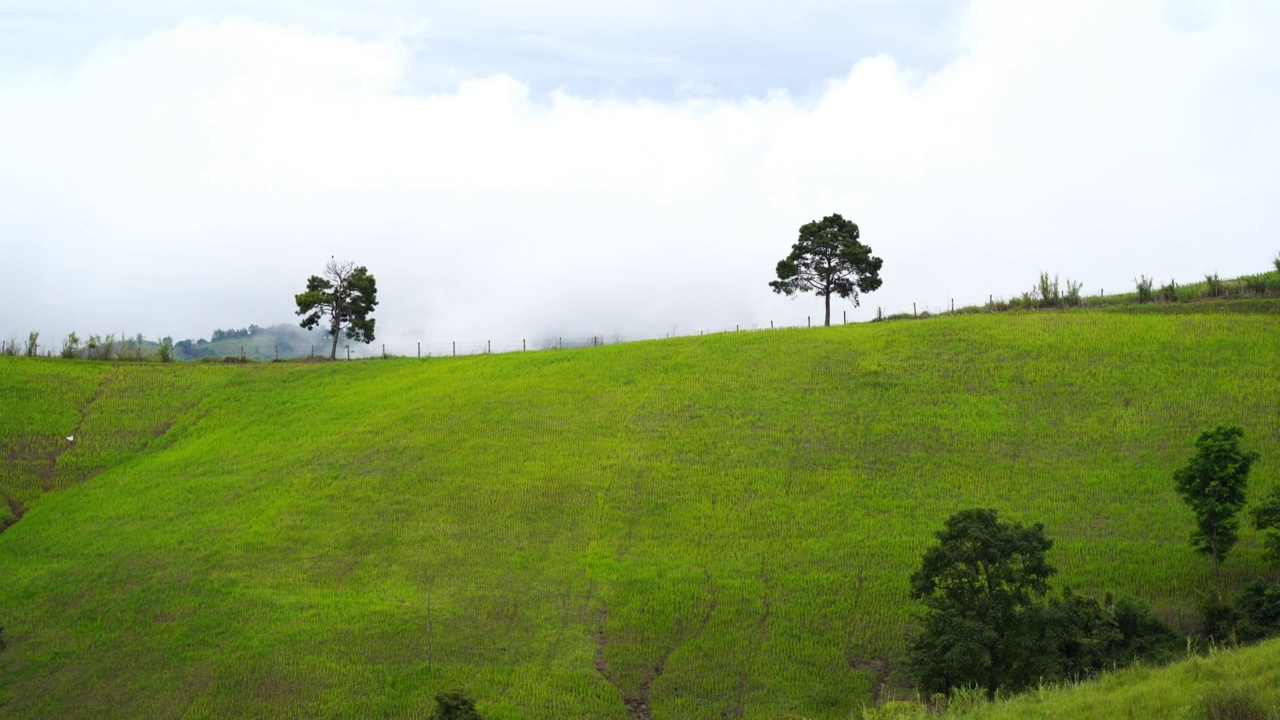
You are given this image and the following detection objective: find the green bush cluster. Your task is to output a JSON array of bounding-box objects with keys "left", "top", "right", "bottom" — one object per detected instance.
[{"left": 907, "top": 510, "right": 1180, "bottom": 701}]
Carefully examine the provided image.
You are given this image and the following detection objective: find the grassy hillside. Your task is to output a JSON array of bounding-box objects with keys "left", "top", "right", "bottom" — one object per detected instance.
[
  {"left": 945, "top": 637, "right": 1280, "bottom": 720},
  {"left": 1, "top": 310, "right": 1278, "bottom": 719}
]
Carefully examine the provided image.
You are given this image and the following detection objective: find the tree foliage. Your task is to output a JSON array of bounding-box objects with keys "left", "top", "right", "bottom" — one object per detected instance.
[
  {"left": 1235, "top": 580, "right": 1280, "bottom": 642},
  {"left": 908, "top": 510, "right": 1181, "bottom": 699},
  {"left": 295, "top": 259, "right": 378, "bottom": 360},
  {"left": 1173, "top": 425, "right": 1260, "bottom": 598},
  {"left": 769, "top": 214, "right": 882, "bottom": 326},
  {"left": 1251, "top": 485, "right": 1280, "bottom": 581},
  {"left": 428, "top": 689, "right": 484, "bottom": 720},
  {"left": 908, "top": 508, "right": 1055, "bottom": 700}
]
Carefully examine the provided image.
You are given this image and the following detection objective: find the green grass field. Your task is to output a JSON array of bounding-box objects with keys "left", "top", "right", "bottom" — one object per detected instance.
[
  {"left": 2, "top": 309, "right": 1279, "bottom": 719},
  {"left": 862, "top": 637, "right": 1280, "bottom": 719}
]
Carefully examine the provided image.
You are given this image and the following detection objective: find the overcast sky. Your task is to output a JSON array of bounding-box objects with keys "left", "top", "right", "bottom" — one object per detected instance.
[{"left": 2, "top": 0, "right": 1278, "bottom": 351}]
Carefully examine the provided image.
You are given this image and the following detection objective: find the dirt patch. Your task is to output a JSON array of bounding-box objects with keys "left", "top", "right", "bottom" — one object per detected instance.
[
  {"left": 0, "top": 374, "right": 108, "bottom": 534},
  {"left": 1, "top": 490, "right": 27, "bottom": 532},
  {"left": 847, "top": 654, "right": 892, "bottom": 705},
  {"left": 592, "top": 588, "right": 718, "bottom": 720}
]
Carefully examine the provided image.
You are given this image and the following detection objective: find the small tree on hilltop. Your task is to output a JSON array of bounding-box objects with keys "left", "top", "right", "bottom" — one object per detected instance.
[
  {"left": 1174, "top": 425, "right": 1259, "bottom": 600},
  {"left": 769, "top": 214, "right": 882, "bottom": 326},
  {"left": 907, "top": 508, "right": 1055, "bottom": 700},
  {"left": 295, "top": 258, "right": 378, "bottom": 360}
]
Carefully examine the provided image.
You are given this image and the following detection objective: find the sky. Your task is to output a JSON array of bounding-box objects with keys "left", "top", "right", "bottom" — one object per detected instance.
[{"left": 2, "top": 0, "right": 1278, "bottom": 353}]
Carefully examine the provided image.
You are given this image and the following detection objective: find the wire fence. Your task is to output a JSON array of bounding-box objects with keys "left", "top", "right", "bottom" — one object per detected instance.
[
  {"left": 355, "top": 305, "right": 947, "bottom": 359},
  {"left": 12, "top": 275, "right": 1274, "bottom": 361}
]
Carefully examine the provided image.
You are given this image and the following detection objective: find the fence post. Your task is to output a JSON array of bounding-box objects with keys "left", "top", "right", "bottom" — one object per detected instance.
[
  {"left": 487, "top": 340, "right": 491, "bottom": 354},
  {"left": 382, "top": 343, "right": 385, "bottom": 358},
  {"left": 843, "top": 310, "right": 846, "bottom": 324},
  {"left": 452, "top": 341, "right": 456, "bottom": 357},
  {"left": 523, "top": 339, "right": 526, "bottom": 351},
  {"left": 346, "top": 346, "right": 351, "bottom": 360},
  {"left": 417, "top": 342, "right": 420, "bottom": 358},
  {"left": 559, "top": 337, "right": 562, "bottom": 349},
  {"left": 770, "top": 320, "right": 774, "bottom": 329},
  {"left": 807, "top": 316, "right": 811, "bottom": 328},
  {"left": 913, "top": 302, "right": 917, "bottom": 317},
  {"left": 951, "top": 299, "right": 955, "bottom": 313}
]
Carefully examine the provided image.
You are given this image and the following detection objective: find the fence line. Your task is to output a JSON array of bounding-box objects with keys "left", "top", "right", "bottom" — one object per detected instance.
[{"left": 11, "top": 280, "right": 1275, "bottom": 361}]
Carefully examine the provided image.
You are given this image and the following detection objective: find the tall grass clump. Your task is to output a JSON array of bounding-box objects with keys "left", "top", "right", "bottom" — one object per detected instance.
[
  {"left": 1065, "top": 279, "right": 1084, "bottom": 307},
  {"left": 1205, "top": 273, "right": 1224, "bottom": 298},
  {"left": 23, "top": 331, "right": 39, "bottom": 357},
  {"left": 1135, "top": 275, "right": 1155, "bottom": 303},
  {"left": 1191, "top": 684, "right": 1269, "bottom": 720},
  {"left": 115, "top": 337, "right": 146, "bottom": 362},
  {"left": 1037, "top": 272, "right": 1061, "bottom": 308},
  {"left": 85, "top": 333, "right": 115, "bottom": 360},
  {"left": 60, "top": 332, "right": 81, "bottom": 359},
  {"left": 156, "top": 337, "right": 174, "bottom": 363},
  {"left": 1159, "top": 278, "right": 1180, "bottom": 303}
]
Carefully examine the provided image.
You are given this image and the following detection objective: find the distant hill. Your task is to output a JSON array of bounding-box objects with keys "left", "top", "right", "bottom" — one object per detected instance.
[{"left": 173, "top": 323, "right": 323, "bottom": 360}]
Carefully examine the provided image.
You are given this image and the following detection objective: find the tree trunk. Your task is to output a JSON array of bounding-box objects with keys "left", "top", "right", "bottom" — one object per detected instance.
[
  {"left": 824, "top": 293, "right": 832, "bottom": 326},
  {"left": 329, "top": 314, "right": 341, "bottom": 360},
  {"left": 1212, "top": 551, "right": 1221, "bottom": 602}
]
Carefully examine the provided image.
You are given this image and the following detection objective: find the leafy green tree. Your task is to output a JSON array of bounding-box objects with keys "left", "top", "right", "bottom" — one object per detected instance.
[
  {"left": 428, "top": 689, "right": 484, "bottom": 720},
  {"left": 1235, "top": 580, "right": 1280, "bottom": 642},
  {"left": 907, "top": 508, "right": 1055, "bottom": 700},
  {"left": 1251, "top": 485, "right": 1280, "bottom": 582},
  {"left": 769, "top": 213, "right": 882, "bottom": 326},
  {"left": 1173, "top": 426, "right": 1260, "bottom": 599},
  {"left": 295, "top": 258, "right": 378, "bottom": 360}
]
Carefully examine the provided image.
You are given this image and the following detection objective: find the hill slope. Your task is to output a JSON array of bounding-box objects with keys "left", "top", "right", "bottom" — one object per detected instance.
[
  {"left": 949, "top": 637, "right": 1280, "bottom": 720},
  {"left": 1, "top": 310, "right": 1279, "bottom": 719}
]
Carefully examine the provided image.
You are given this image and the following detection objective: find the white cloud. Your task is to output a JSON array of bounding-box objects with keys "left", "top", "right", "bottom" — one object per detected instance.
[{"left": 2, "top": 1, "right": 1278, "bottom": 351}]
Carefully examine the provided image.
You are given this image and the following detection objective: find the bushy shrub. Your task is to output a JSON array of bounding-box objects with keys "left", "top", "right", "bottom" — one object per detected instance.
[
  {"left": 1159, "top": 278, "right": 1180, "bottom": 302},
  {"left": 428, "top": 689, "right": 484, "bottom": 720},
  {"left": 116, "top": 337, "right": 145, "bottom": 362},
  {"left": 1234, "top": 581, "right": 1280, "bottom": 643},
  {"left": 1205, "top": 273, "right": 1224, "bottom": 297},
  {"left": 1065, "top": 279, "right": 1084, "bottom": 307},
  {"left": 1037, "top": 272, "right": 1061, "bottom": 308},
  {"left": 24, "top": 331, "right": 39, "bottom": 357},
  {"left": 1198, "top": 596, "right": 1238, "bottom": 645},
  {"left": 1108, "top": 595, "right": 1182, "bottom": 664},
  {"left": 86, "top": 334, "right": 116, "bottom": 360},
  {"left": 157, "top": 337, "right": 173, "bottom": 363},
  {"left": 60, "top": 332, "right": 81, "bottom": 359},
  {"left": 861, "top": 699, "right": 929, "bottom": 719},
  {"left": 1136, "top": 275, "right": 1155, "bottom": 303}
]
